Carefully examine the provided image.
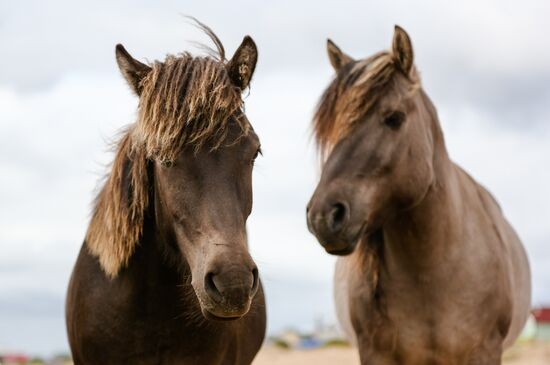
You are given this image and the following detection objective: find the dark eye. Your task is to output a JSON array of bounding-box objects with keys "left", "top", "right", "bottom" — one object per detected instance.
[
  {"left": 160, "top": 159, "right": 174, "bottom": 168},
  {"left": 251, "top": 147, "right": 262, "bottom": 165},
  {"left": 383, "top": 111, "right": 406, "bottom": 130}
]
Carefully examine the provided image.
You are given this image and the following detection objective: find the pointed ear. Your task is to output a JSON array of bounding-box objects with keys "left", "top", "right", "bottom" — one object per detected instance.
[
  {"left": 115, "top": 44, "right": 151, "bottom": 95},
  {"left": 226, "top": 36, "right": 258, "bottom": 90},
  {"left": 392, "top": 25, "right": 414, "bottom": 75},
  {"left": 327, "top": 39, "right": 353, "bottom": 72}
]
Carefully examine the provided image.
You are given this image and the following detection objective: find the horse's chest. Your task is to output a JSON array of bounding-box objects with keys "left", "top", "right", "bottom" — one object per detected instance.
[
  {"left": 81, "top": 321, "right": 234, "bottom": 365},
  {"left": 349, "top": 304, "right": 483, "bottom": 365},
  {"left": 340, "top": 260, "right": 506, "bottom": 364}
]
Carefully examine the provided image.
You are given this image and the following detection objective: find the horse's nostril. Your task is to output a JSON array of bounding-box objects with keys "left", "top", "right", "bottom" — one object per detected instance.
[
  {"left": 204, "top": 268, "right": 258, "bottom": 304},
  {"left": 204, "top": 272, "right": 222, "bottom": 303},
  {"left": 328, "top": 202, "right": 348, "bottom": 234},
  {"left": 250, "top": 268, "right": 259, "bottom": 296}
]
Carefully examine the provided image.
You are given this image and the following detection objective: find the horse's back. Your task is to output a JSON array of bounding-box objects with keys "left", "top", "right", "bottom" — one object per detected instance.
[
  {"left": 456, "top": 165, "right": 531, "bottom": 348},
  {"left": 476, "top": 187, "right": 530, "bottom": 348},
  {"left": 66, "top": 244, "right": 107, "bottom": 364},
  {"left": 66, "top": 243, "right": 146, "bottom": 364},
  {"left": 501, "top": 219, "right": 531, "bottom": 348}
]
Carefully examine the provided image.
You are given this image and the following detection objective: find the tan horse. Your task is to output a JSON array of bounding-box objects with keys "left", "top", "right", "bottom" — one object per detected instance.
[{"left": 307, "top": 26, "right": 531, "bottom": 364}]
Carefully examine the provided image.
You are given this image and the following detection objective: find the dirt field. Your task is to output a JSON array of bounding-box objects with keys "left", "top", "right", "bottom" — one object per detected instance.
[{"left": 253, "top": 340, "right": 550, "bottom": 365}]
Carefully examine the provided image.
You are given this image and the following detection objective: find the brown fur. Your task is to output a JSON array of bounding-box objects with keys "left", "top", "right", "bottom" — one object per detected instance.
[
  {"left": 313, "top": 52, "right": 419, "bottom": 158},
  {"left": 307, "top": 26, "right": 531, "bottom": 364},
  {"left": 86, "top": 30, "right": 250, "bottom": 278},
  {"left": 134, "top": 54, "right": 248, "bottom": 161},
  {"left": 312, "top": 47, "right": 420, "bottom": 295},
  {"left": 69, "top": 22, "right": 265, "bottom": 365}
]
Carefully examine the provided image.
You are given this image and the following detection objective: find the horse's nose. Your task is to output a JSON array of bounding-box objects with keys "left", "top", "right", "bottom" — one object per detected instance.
[
  {"left": 307, "top": 198, "right": 350, "bottom": 237},
  {"left": 326, "top": 201, "right": 349, "bottom": 235},
  {"left": 204, "top": 266, "right": 259, "bottom": 308},
  {"left": 306, "top": 201, "right": 314, "bottom": 233},
  {"left": 308, "top": 192, "right": 359, "bottom": 255}
]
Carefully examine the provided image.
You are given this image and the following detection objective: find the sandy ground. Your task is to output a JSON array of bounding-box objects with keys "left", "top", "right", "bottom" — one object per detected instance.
[
  {"left": 502, "top": 340, "right": 550, "bottom": 365},
  {"left": 253, "top": 340, "right": 550, "bottom": 365}
]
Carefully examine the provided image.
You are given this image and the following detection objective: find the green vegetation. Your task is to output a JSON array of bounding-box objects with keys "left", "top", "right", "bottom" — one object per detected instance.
[
  {"left": 269, "top": 337, "right": 291, "bottom": 349},
  {"left": 322, "top": 338, "right": 351, "bottom": 347}
]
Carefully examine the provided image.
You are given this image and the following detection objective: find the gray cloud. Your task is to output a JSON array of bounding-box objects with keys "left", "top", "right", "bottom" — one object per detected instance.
[
  {"left": 0, "top": 291, "right": 66, "bottom": 355},
  {"left": 1, "top": 0, "right": 549, "bottom": 357}
]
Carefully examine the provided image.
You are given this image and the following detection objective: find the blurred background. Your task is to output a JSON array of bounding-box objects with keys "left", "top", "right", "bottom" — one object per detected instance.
[{"left": 1, "top": 0, "right": 549, "bottom": 362}]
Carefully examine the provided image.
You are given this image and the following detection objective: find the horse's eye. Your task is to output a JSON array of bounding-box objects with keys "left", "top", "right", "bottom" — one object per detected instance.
[
  {"left": 251, "top": 147, "right": 262, "bottom": 164},
  {"left": 160, "top": 159, "right": 174, "bottom": 168},
  {"left": 383, "top": 111, "right": 406, "bottom": 130}
]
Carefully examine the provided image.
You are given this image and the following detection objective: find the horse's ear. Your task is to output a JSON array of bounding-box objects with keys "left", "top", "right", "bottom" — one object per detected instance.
[
  {"left": 115, "top": 44, "right": 151, "bottom": 95},
  {"left": 86, "top": 132, "right": 149, "bottom": 278},
  {"left": 327, "top": 39, "right": 353, "bottom": 72},
  {"left": 391, "top": 25, "right": 414, "bottom": 75},
  {"left": 226, "top": 36, "right": 258, "bottom": 90}
]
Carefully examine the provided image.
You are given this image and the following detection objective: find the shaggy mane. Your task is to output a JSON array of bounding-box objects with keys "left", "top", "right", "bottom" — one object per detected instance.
[
  {"left": 86, "top": 26, "right": 249, "bottom": 277},
  {"left": 313, "top": 51, "right": 419, "bottom": 157},
  {"left": 134, "top": 53, "right": 248, "bottom": 162},
  {"left": 86, "top": 130, "right": 149, "bottom": 277}
]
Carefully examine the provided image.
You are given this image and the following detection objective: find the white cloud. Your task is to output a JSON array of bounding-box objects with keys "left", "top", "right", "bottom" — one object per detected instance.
[{"left": 0, "top": 0, "right": 549, "bottom": 356}]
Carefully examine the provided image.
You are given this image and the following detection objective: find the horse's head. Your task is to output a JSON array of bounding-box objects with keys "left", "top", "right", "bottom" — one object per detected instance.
[
  {"left": 88, "top": 27, "right": 261, "bottom": 320},
  {"left": 307, "top": 26, "right": 438, "bottom": 255},
  {"left": 152, "top": 121, "right": 261, "bottom": 321}
]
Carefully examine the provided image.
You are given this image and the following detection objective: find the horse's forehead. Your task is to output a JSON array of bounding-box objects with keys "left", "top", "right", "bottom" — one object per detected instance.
[
  {"left": 351, "top": 55, "right": 391, "bottom": 87},
  {"left": 135, "top": 55, "right": 247, "bottom": 161}
]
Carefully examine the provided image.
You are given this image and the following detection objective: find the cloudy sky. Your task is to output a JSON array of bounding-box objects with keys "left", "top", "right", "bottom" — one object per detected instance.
[{"left": 1, "top": 0, "right": 549, "bottom": 357}]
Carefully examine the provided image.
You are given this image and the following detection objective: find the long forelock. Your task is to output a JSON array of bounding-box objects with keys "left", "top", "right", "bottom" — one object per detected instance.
[
  {"left": 313, "top": 51, "right": 419, "bottom": 158},
  {"left": 132, "top": 53, "right": 249, "bottom": 162}
]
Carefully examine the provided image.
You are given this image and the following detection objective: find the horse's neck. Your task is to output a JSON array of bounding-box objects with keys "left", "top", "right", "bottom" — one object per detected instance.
[
  {"left": 390, "top": 173, "right": 461, "bottom": 261},
  {"left": 131, "top": 221, "right": 208, "bottom": 318},
  {"left": 141, "top": 213, "right": 193, "bottom": 282},
  {"left": 149, "top": 185, "right": 194, "bottom": 279},
  {"left": 380, "top": 97, "right": 464, "bottom": 272}
]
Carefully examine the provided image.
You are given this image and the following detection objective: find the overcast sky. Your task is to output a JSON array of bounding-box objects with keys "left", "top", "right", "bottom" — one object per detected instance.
[{"left": 1, "top": 0, "right": 549, "bottom": 357}]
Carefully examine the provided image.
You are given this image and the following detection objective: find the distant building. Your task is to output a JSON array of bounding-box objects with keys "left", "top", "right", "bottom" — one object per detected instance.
[
  {"left": 268, "top": 320, "right": 350, "bottom": 350},
  {"left": 0, "top": 351, "right": 30, "bottom": 365},
  {"left": 47, "top": 354, "right": 73, "bottom": 365},
  {"left": 273, "top": 329, "right": 301, "bottom": 348},
  {"left": 532, "top": 306, "right": 550, "bottom": 339}
]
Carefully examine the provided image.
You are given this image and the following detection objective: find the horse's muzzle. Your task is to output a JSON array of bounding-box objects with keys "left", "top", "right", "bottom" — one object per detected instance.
[
  {"left": 200, "top": 266, "right": 259, "bottom": 320},
  {"left": 307, "top": 197, "right": 361, "bottom": 255}
]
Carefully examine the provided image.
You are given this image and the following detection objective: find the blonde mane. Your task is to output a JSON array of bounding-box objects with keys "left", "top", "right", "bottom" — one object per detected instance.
[
  {"left": 134, "top": 53, "right": 248, "bottom": 162},
  {"left": 313, "top": 51, "right": 419, "bottom": 157}
]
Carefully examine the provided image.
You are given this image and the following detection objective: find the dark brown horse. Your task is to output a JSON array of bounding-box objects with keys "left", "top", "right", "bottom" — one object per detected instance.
[
  {"left": 66, "top": 24, "right": 266, "bottom": 365},
  {"left": 307, "top": 26, "right": 531, "bottom": 364}
]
